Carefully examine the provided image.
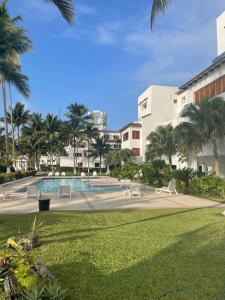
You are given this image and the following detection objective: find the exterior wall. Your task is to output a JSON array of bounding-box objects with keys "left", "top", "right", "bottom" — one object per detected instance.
[
  {"left": 138, "top": 85, "right": 178, "bottom": 159},
  {"left": 120, "top": 123, "right": 142, "bottom": 162},
  {"left": 88, "top": 111, "right": 107, "bottom": 131},
  {"left": 217, "top": 11, "right": 225, "bottom": 56}
]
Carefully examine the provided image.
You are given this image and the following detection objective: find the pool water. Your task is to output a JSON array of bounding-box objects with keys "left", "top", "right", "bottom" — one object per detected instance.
[{"left": 22, "top": 178, "right": 125, "bottom": 193}]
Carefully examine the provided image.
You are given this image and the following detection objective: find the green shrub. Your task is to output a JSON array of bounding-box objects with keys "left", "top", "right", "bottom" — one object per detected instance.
[
  {"left": 172, "top": 167, "right": 196, "bottom": 186},
  {"left": 189, "top": 175, "right": 225, "bottom": 199}
]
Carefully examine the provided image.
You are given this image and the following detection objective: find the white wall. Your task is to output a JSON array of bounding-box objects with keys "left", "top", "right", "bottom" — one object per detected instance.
[{"left": 217, "top": 11, "right": 225, "bottom": 56}]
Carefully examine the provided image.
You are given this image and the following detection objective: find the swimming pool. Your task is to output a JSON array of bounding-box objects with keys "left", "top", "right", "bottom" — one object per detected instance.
[{"left": 21, "top": 178, "right": 125, "bottom": 193}]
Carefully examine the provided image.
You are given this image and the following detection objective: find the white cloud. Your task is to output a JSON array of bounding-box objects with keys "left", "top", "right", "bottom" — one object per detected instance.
[{"left": 76, "top": 4, "right": 97, "bottom": 16}]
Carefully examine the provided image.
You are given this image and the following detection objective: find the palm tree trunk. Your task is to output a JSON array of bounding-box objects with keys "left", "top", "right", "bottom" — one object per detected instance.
[
  {"left": 8, "top": 82, "right": 15, "bottom": 166},
  {"left": 73, "top": 136, "right": 76, "bottom": 174},
  {"left": 87, "top": 140, "right": 90, "bottom": 176},
  {"left": 99, "top": 154, "right": 102, "bottom": 174},
  {"left": 213, "top": 142, "right": 221, "bottom": 176},
  {"left": 1, "top": 77, "right": 9, "bottom": 170}
]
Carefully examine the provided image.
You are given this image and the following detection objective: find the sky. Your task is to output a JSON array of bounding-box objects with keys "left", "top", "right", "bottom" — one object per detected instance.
[{"left": 3, "top": 0, "right": 225, "bottom": 130}]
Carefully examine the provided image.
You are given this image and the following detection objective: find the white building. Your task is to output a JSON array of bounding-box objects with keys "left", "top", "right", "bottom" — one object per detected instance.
[
  {"left": 88, "top": 110, "right": 107, "bottom": 131},
  {"left": 120, "top": 10, "right": 225, "bottom": 175}
]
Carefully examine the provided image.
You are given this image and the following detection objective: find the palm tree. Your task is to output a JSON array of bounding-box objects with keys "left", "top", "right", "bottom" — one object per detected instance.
[
  {"left": 176, "top": 97, "right": 225, "bottom": 176},
  {"left": 21, "top": 113, "right": 44, "bottom": 170},
  {"left": 151, "top": 0, "right": 170, "bottom": 29},
  {"left": 44, "top": 0, "right": 74, "bottom": 25},
  {"left": 146, "top": 124, "right": 177, "bottom": 166},
  {"left": 91, "top": 136, "right": 109, "bottom": 174},
  {"left": 65, "top": 103, "right": 89, "bottom": 174},
  {"left": 12, "top": 102, "right": 30, "bottom": 143},
  {"left": 0, "top": 0, "right": 31, "bottom": 168},
  {"left": 120, "top": 149, "right": 133, "bottom": 164},
  {"left": 44, "top": 114, "right": 61, "bottom": 171},
  {"left": 84, "top": 124, "right": 99, "bottom": 175}
]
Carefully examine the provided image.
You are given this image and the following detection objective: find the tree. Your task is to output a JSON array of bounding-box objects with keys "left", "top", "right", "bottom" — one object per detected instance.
[
  {"left": 151, "top": 0, "right": 170, "bottom": 29},
  {"left": 146, "top": 124, "right": 177, "bottom": 166},
  {"left": 104, "top": 149, "right": 133, "bottom": 171},
  {"left": 44, "top": 114, "right": 61, "bottom": 171},
  {"left": 65, "top": 103, "right": 89, "bottom": 174},
  {"left": 0, "top": 0, "right": 31, "bottom": 168},
  {"left": 12, "top": 102, "right": 30, "bottom": 143},
  {"left": 91, "top": 136, "right": 109, "bottom": 174},
  {"left": 120, "top": 149, "right": 133, "bottom": 164},
  {"left": 21, "top": 113, "right": 44, "bottom": 170},
  {"left": 176, "top": 97, "right": 225, "bottom": 176},
  {"left": 84, "top": 124, "right": 99, "bottom": 175}
]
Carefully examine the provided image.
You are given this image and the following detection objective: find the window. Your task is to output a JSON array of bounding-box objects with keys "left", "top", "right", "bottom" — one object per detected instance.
[
  {"left": 194, "top": 75, "right": 225, "bottom": 103},
  {"left": 173, "top": 99, "right": 177, "bottom": 104},
  {"left": 132, "top": 148, "right": 140, "bottom": 156},
  {"left": 104, "top": 135, "right": 109, "bottom": 141},
  {"left": 123, "top": 132, "right": 129, "bottom": 142},
  {"left": 95, "top": 163, "right": 100, "bottom": 168},
  {"left": 132, "top": 131, "right": 140, "bottom": 139}
]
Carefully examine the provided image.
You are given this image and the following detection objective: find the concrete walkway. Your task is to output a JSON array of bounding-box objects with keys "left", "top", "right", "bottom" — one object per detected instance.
[{"left": 0, "top": 176, "right": 225, "bottom": 214}]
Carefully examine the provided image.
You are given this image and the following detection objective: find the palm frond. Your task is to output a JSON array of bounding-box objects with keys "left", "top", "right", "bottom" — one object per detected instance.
[
  {"left": 150, "top": 0, "right": 170, "bottom": 30},
  {"left": 46, "top": 0, "right": 74, "bottom": 25}
]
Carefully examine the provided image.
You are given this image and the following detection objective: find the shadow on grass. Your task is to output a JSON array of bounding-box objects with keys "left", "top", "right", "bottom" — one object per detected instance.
[{"left": 50, "top": 224, "right": 225, "bottom": 300}]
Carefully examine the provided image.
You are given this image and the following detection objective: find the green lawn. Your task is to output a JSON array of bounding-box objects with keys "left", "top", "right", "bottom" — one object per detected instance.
[{"left": 1, "top": 209, "right": 225, "bottom": 299}]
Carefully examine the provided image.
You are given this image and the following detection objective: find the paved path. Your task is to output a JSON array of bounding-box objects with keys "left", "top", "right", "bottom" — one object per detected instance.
[{"left": 0, "top": 177, "right": 225, "bottom": 214}]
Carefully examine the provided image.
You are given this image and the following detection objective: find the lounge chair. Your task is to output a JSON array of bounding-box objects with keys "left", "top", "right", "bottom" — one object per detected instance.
[
  {"left": 123, "top": 186, "right": 141, "bottom": 198},
  {"left": 155, "top": 179, "right": 178, "bottom": 195},
  {"left": 81, "top": 172, "right": 86, "bottom": 177},
  {"left": 48, "top": 172, "right": 53, "bottom": 176},
  {"left": 58, "top": 185, "right": 71, "bottom": 199},
  {"left": 61, "top": 172, "right": 66, "bottom": 176},
  {"left": 55, "top": 172, "right": 60, "bottom": 176},
  {"left": 93, "top": 171, "right": 97, "bottom": 176},
  {"left": 0, "top": 192, "right": 11, "bottom": 200},
  {"left": 25, "top": 186, "right": 40, "bottom": 199}
]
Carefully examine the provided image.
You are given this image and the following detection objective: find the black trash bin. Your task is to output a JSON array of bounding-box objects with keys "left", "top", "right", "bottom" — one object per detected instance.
[{"left": 38, "top": 197, "right": 50, "bottom": 211}]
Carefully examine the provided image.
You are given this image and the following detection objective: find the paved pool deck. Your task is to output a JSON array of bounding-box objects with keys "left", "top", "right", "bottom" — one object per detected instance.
[{"left": 0, "top": 176, "right": 225, "bottom": 214}]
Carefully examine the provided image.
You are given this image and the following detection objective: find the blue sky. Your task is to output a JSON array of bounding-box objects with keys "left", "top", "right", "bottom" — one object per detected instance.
[{"left": 4, "top": 0, "right": 225, "bottom": 130}]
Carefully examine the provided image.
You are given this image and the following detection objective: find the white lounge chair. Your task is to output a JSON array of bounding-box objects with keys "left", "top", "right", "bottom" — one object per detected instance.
[
  {"left": 61, "top": 172, "right": 66, "bottom": 176},
  {"left": 123, "top": 186, "right": 141, "bottom": 198},
  {"left": 58, "top": 185, "right": 71, "bottom": 199},
  {"left": 0, "top": 192, "right": 11, "bottom": 200},
  {"left": 155, "top": 179, "right": 178, "bottom": 195},
  {"left": 93, "top": 171, "right": 97, "bottom": 176},
  {"left": 48, "top": 172, "right": 53, "bottom": 176},
  {"left": 25, "top": 186, "right": 40, "bottom": 199},
  {"left": 55, "top": 172, "right": 60, "bottom": 176},
  {"left": 81, "top": 172, "right": 86, "bottom": 177}
]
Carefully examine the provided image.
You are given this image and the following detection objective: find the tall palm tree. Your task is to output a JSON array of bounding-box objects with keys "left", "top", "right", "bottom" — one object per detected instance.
[
  {"left": 146, "top": 124, "right": 177, "bottom": 166},
  {"left": 91, "top": 136, "right": 109, "bottom": 174},
  {"left": 120, "top": 149, "right": 133, "bottom": 164},
  {"left": 65, "top": 103, "right": 89, "bottom": 174},
  {"left": 176, "top": 97, "right": 225, "bottom": 176},
  {"left": 84, "top": 124, "right": 99, "bottom": 175},
  {"left": 0, "top": 0, "right": 31, "bottom": 168},
  {"left": 44, "top": 114, "right": 61, "bottom": 171},
  {"left": 21, "top": 113, "right": 44, "bottom": 170},
  {"left": 12, "top": 102, "right": 30, "bottom": 143},
  {"left": 151, "top": 0, "right": 170, "bottom": 29}
]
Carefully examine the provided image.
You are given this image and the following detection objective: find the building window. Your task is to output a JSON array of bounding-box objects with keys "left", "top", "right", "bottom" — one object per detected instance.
[
  {"left": 132, "top": 148, "right": 140, "bottom": 156},
  {"left": 95, "top": 163, "right": 100, "bottom": 168},
  {"left": 173, "top": 99, "right": 177, "bottom": 104},
  {"left": 123, "top": 132, "right": 129, "bottom": 142},
  {"left": 194, "top": 75, "right": 225, "bottom": 103},
  {"left": 132, "top": 131, "right": 140, "bottom": 139}
]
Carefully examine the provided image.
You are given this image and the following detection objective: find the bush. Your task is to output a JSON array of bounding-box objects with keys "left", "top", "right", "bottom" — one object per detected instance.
[
  {"left": 0, "top": 171, "right": 36, "bottom": 185},
  {"left": 189, "top": 175, "right": 225, "bottom": 199}
]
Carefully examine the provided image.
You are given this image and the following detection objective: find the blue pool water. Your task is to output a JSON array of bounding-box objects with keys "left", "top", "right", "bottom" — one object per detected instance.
[{"left": 21, "top": 179, "right": 125, "bottom": 193}]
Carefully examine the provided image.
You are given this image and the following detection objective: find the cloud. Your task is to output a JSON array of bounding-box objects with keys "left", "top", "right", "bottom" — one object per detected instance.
[
  {"left": 95, "top": 26, "right": 116, "bottom": 45},
  {"left": 76, "top": 4, "right": 98, "bottom": 15}
]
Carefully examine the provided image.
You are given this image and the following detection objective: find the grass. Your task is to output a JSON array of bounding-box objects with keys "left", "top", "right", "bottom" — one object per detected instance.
[{"left": 1, "top": 209, "right": 225, "bottom": 299}]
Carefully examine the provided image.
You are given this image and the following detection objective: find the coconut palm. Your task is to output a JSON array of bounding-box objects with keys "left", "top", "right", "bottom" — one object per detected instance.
[
  {"left": 120, "top": 148, "right": 133, "bottom": 164},
  {"left": 84, "top": 124, "right": 99, "bottom": 175},
  {"left": 176, "top": 97, "right": 225, "bottom": 176},
  {"left": 91, "top": 136, "right": 109, "bottom": 174},
  {"left": 44, "top": 114, "right": 61, "bottom": 171},
  {"left": 146, "top": 124, "right": 177, "bottom": 166},
  {"left": 12, "top": 102, "right": 30, "bottom": 142},
  {"left": 151, "top": 0, "right": 170, "bottom": 29},
  {"left": 21, "top": 113, "right": 44, "bottom": 169},
  {"left": 0, "top": 0, "right": 31, "bottom": 167},
  {"left": 65, "top": 103, "right": 89, "bottom": 173}
]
